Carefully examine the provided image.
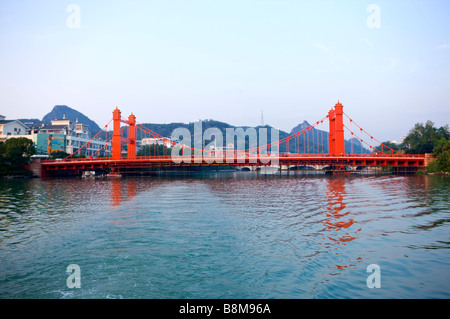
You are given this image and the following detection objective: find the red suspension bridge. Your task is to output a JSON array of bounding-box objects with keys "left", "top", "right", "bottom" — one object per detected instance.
[{"left": 36, "top": 101, "right": 428, "bottom": 177}]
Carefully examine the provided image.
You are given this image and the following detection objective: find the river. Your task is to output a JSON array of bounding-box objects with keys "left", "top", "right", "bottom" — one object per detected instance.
[{"left": 0, "top": 172, "right": 449, "bottom": 298}]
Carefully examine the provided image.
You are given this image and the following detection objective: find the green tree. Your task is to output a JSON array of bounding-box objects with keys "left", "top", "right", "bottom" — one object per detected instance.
[
  {"left": 0, "top": 138, "right": 36, "bottom": 176},
  {"left": 49, "top": 150, "right": 70, "bottom": 159},
  {"left": 374, "top": 141, "right": 401, "bottom": 154},
  {"left": 2, "top": 138, "right": 36, "bottom": 165},
  {"left": 403, "top": 121, "right": 449, "bottom": 154},
  {"left": 427, "top": 140, "right": 450, "bottom": 173},
  {"left": 137, "top": 144, "right": 170, "bottom": 156}
]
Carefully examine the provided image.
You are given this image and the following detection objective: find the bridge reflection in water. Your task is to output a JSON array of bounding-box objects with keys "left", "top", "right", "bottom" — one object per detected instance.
[
  {"left": 107, "top": 174, "right": 364, "bottom": 276},
  {"left": 110, "top": 177, "right": 137, "bottom": 207},
  {"left": 320, "top": 177, "right": 363, "bottom": 275}
]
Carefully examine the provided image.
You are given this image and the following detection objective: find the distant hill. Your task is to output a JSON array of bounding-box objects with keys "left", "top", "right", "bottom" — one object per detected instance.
[
  {"left": 347, "top": 137, "right": 371, "bottom": 154},
  {"left": 136, "top": 119, "right": 236, "bottom": 139},
  {"left": 18, "top": 118, "right": 43, "bottom": 127},
  {"left": 42, "top": 105, "right": 102, "bottom": 135},
  {"left": 136, "top": 119, "right": 340, "bottom": 154},
  {"left": 289, "top": 120, "right": 329, "bottom": 154},
  {"left": 34, "top": 105, "right": 370, "bottom": 153},
  {"left": 290, "top": 120, "right": 312, "bottom": 134}
]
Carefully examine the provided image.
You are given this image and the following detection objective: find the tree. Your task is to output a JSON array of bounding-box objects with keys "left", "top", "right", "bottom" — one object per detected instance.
[
  {"left": 137, "top": 144, "right": 171, "bottom": 157},
  {"left": 427, "top": 140, "right": 450, "bottom": 173},
  {"left": 2, "top": 138, "right": 36, "bottom": 165},
  {"left": 49, "top": 150, "right": 70, "bottom": 159},
  {"left": 0, "top": 138, "right": 36, "bottom": 176},
  {"left": 373, "top": 141, "right": 401, "bottom": 154},
  {"left": 403, "top": 121, "right": 449, "bottom": 154}
]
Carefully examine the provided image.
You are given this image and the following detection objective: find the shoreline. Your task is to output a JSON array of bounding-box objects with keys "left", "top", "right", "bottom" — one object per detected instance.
[{"left": 426, "top": 171, "right": 450, "bottom": 176}]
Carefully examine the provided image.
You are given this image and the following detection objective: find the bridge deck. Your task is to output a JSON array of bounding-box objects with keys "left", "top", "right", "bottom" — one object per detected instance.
[{"left": 41, "top": 154, "right": 425, "bottom": 173}]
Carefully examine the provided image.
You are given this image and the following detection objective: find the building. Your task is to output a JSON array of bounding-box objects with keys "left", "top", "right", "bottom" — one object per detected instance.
[
  {"left": 0, "top": 115, "right": 29, "bottom": 141},
  {"left": 37, "top": 118, "right": 111, "bottom": 156},
  {"left": 141, "top": 137, "right": 172, "bottom": 149},
  {"left": 0, "top": 115, "right": 111, "bottom": 157}
]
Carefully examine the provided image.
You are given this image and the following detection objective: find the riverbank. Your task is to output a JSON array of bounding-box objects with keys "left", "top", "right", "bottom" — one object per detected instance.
[
  {"left": 1, "top": 174, "right": 37, "bottom": 179},
  {"left": 427, "top": 171, "right": 450, "bottom": 176},
  {"left": 0, "top": 169, "right": 34, "bottom": 179}
]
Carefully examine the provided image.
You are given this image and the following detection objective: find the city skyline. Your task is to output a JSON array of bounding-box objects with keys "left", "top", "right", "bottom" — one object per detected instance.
[{"left": 1, "top": 0, "right": 449, "bottom": 142}]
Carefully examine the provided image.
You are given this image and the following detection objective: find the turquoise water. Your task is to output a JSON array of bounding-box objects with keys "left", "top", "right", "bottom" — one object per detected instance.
[{"left": 0, "top": 172, "right": 449, "bottom": 299}]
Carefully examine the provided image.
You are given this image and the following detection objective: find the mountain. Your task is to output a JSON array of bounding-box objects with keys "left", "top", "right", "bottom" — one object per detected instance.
[
  {"left": 347, "top": 137, "right": 371, "bottom": 154},
  {"left": 290, "top": 120, "right": 312, "bottom": 134},
  {"left": 42, "top": 105, "right": 102, "bottom": 135},
  {"left": 134, "top": 119, "right": 371, "bottom": 154},
  {"left": 137, "top": 119, "right": 334, "bottom": 154},
  {"left": 37, "top": 104, "right": 370, "bottom": 154},
  {"left": 135, "top": 119, "right": 236, "bottom": 140},
  {"left": 18, "top": 118, "right": 43, "bottom": 127},
  {"left": 289, "top": 121, "right": 328, "bottom": 154},
  {"left": 290, "top": 121, "right": 370, "bottom": 154}
]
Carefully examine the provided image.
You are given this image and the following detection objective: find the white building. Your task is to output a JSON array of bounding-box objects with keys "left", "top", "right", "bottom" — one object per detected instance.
[
  {"left": 38, "top": 118, "right": 111, "bottom": 156},
  {"left": 141, "top": 137, "right": 172, "bottom": 148},
  {"left": 0, "top": 115, "right": 29, "bottom": 141},
  {"left": 0, "top": 113, "right": 112, "bottom": 157}
]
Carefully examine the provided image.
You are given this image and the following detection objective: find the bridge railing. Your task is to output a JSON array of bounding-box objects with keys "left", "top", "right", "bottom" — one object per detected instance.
[
  {"left": 41, "top": 152, "right": 425, "bottom": 164},
  {"left": 279, "top": 153, "right": 425, "bottom": 158}
]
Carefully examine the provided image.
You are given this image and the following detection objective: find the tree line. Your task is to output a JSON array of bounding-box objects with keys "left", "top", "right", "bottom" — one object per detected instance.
[{"left": 375, "top": 120, "right": 449, "bottom": 172}]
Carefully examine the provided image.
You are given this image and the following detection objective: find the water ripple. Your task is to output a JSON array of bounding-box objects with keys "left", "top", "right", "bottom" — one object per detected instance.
[{"left": 0, "top": 173, "right": 449, "bottom": 298}]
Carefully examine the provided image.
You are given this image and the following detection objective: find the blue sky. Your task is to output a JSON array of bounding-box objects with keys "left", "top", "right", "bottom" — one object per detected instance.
[{"left": 0, "top": 0, "right": 449, "bottom": 142}]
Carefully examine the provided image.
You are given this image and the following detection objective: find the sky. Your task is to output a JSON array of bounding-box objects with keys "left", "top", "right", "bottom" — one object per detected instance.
[{"left": 0, "top": 0, "right": 449, "bottom": 142}]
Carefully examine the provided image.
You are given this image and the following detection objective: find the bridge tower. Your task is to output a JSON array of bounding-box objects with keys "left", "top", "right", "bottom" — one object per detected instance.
[
  {"left": 127, "top": 113, "right": 136, "bottom": 159},
  {"left": 112, "top": 107, "right": 137, "bottom": 160},
  {"left": 328, "top": 101, "right": 345, "bottom": 156},
  {"left": 328, "top": 108, "right": 335, "bottom": 156},
  {"left": 112, "top": 107, "right": 122, "bottom": 160}
]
